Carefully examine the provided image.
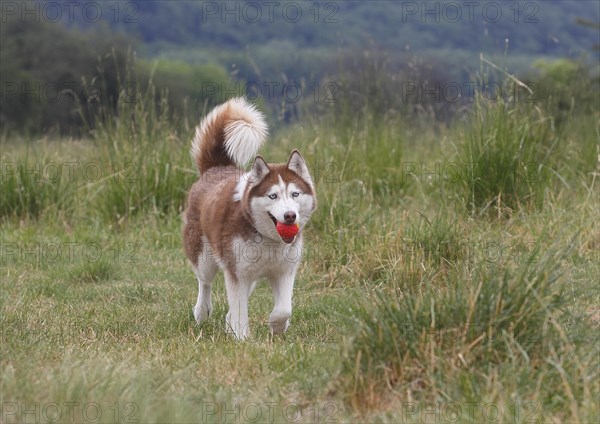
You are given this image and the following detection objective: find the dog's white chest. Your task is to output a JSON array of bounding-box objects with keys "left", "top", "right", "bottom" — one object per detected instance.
[{"left": 230, "top": 235, "right": 302, "bottom": 281}]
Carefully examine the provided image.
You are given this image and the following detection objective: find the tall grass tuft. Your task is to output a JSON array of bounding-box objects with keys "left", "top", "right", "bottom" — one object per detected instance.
[
  {"left": 84, "top": 59, "right": 196, "bottom": 224},
  {"left": 338, "top": 237, "right": 596, "bottom": 421},
  {"left": 0, "top": 152, "right": 73, "bottom": 220},
  {"left": 404, "top": 212, "right": 463, "bottom": 266},
  {"left": 455, "top": 94, "right": 558, "bottom": 216}
]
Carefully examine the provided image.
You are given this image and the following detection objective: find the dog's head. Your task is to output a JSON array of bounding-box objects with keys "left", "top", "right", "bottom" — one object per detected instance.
[{"left": 242, "top": 150, "right": 316, "bottom": 243}]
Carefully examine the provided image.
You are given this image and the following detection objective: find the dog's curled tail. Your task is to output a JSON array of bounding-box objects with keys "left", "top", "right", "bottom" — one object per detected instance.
[{"left": 191, "top": 97, "right": 268, "bottom": 174}]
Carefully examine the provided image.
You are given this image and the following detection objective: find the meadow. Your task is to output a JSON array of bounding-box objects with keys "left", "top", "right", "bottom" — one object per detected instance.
[{"left": 1, "top": 71, "right": 599, "bottom": 423}]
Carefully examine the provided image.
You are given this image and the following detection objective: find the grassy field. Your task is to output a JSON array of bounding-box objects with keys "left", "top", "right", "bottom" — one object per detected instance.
[{"left": 1, "top": 83, "right": 599, "bottom": 423}]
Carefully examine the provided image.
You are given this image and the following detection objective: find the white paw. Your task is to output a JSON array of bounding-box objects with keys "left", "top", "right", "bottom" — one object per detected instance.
[
  {"left": 193, "top": 304, "right": 211, "bottom": 324},
  {"left": 225, "top": 312, "right": 249, "bottom": 340},
  {"left": 269, "top": 310, "right": 291, "bottom": 335}
]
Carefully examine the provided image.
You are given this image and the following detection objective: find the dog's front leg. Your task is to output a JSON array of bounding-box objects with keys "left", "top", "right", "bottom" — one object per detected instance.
[
  {"left": 268, "top": 269, "right": 296, "bottom": 335},
  {"left": 224, "top": 272, "right": 250, "bottom": 340}
]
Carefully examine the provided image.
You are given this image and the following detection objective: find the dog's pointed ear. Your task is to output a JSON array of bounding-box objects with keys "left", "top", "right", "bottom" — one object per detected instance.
[
  {"left": 250, "top": 155, "right": 269, "bottom": 182},
  {"left": 287, "top": 149, "right": 314, "bottom": 188}
]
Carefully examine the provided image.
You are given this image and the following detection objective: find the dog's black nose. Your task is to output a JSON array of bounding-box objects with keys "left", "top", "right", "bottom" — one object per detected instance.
[{"left": 284, "top": 211, "right": 297, "bottom": 224}]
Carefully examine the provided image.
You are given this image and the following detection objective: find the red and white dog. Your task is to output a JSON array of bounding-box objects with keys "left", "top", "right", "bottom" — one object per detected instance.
[{"left": 183, "top": 98, "right": 316, "bottom": 340}]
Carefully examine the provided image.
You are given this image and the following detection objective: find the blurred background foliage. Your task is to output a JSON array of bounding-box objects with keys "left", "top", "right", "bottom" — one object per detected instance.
[{"left": 0, "top": 0, "right": 598, "bottom": 135}]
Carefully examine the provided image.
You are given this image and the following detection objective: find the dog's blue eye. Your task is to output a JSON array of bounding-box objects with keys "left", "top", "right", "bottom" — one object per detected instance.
[
  {"left": 292, "top": 191, "right": 300, "bottom": 197},
  {"left": 268, "top": 194, "right": 277, "bottom": 199}
]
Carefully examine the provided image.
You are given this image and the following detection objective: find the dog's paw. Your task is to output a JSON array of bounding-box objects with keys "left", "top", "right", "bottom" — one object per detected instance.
[
  {"left": 193, "top": 304, "right": 211, "bottom": 324},
  {"left": 225, "top": 312, "right": 250, "bottom": 340},
  {"left": 269, "top": 310, "right": 291, "bottom": 335},
  {"left": 269, "top": 320, "right": 290, "bottom": 335}
]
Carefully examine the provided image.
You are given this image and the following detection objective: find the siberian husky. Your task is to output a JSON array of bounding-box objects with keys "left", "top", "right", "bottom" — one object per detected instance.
[{"left": 183, "top": 97, "right": 316, "bottom": 340}]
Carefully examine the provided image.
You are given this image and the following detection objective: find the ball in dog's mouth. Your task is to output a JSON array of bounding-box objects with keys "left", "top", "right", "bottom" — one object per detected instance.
[{"left": 268, "top": 213, "right": 299, "bottom": 243}]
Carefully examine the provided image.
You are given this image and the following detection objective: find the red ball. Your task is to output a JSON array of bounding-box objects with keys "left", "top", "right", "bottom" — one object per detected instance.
[{"left": 276, "top": 222, "right": 299, "bottom": 239}]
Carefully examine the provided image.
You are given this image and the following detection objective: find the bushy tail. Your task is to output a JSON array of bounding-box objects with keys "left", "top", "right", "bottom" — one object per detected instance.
[{"left": 191, "top": 97, "right": 268, "bottom": 174}]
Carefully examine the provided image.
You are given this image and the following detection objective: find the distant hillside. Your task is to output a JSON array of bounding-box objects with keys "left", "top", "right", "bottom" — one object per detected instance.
[
  {"left": 3, "top": 0, "right": 598, "bottom": 134},
  {"left": 37, "top": 0, "right": 596, "bottom": 86},
  {"left": 61, "top": 0, "right": 599, "bottom": 59}
]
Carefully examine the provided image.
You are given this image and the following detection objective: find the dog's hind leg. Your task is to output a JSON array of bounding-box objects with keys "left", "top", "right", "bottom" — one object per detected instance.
[{"left": 192, "top": 255, "right": 218, "bottom": 325}]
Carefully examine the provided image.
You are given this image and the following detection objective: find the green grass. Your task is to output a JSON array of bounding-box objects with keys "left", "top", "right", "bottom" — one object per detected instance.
[
  {"left": 1, "top": 81, "right": 599, "bottom": 423},
  {"left": 0, "top": 151, "right": 75, "bottom": 219},
  {"left": 339, "top": 234, "right": 593, "bottom": 417},
  {"left": 455, "top": 97, "right": 559, "bottom": 216}
]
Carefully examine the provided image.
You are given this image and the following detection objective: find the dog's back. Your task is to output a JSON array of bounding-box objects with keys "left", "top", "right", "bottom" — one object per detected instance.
[{"left": 183, "top": 98, "right": 268, "bottom": 268}]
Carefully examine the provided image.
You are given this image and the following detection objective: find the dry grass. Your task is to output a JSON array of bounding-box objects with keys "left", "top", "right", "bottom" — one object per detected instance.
[{"left": 1, "top": 83, "right": 598, "bottom": 422}]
